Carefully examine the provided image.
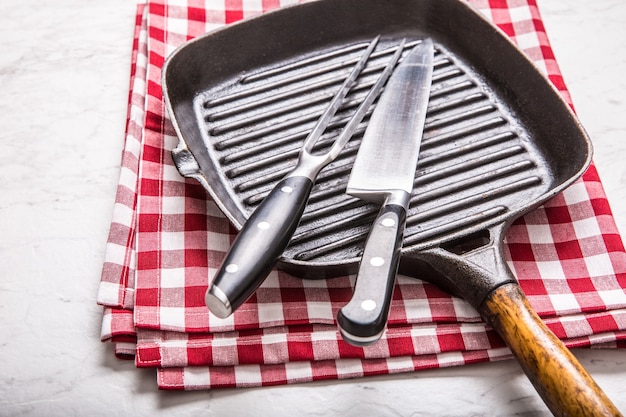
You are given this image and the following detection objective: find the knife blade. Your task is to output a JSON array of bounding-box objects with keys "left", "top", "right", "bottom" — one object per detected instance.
[
  {"left": 205, "top": 37, "right": 407, "bottom": 319},
  {"left": 337, "top": 39, "right": 434, "bottom": 345}
]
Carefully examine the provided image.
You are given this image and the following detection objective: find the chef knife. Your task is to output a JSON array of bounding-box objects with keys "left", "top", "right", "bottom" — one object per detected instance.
[
  {"left": 337, "top": 39, "right": 434, "bottom": 346},
  {"left": 206, "top": 37, "right": 407, "bottom": 318}
]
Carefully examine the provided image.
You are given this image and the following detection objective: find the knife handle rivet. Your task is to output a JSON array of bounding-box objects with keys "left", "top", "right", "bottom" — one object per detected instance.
[
  {"left": 361, "top": 299, "right": 376, "bottom": 311},
  {"left": 225, "top": 264, "right": 239, "bottom": 273},
  {"left": 370, "top": 257, "right": 385, "bottom": 267},
  {"left": 381, "top": 218, "right": 396, "bottom": 227},
  {"left": 257, "top": 221, "right": 270, "bottom": 230},
  {"left": 281, "top": 186, "right": 293, "bottom": 194}
]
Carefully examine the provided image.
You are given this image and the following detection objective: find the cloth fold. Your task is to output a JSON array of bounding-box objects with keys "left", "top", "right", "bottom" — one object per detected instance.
[{"left": 98, "top": 0, "right": 626, "bottom": 390}]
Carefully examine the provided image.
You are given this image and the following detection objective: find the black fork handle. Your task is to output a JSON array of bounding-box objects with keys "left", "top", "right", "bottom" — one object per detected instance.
[{"left": 206, "top": 175, "right": 313, "bottom": 318}]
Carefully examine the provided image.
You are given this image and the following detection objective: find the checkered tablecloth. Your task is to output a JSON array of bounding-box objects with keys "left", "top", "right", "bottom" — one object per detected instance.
[{"left": 97, "top": 0, "right": 626, "bottom": 390}]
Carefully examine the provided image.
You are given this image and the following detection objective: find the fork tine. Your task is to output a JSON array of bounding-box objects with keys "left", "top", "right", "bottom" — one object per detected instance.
[{"left": 302, "top": 36, "right": 380, "bottom": 153}]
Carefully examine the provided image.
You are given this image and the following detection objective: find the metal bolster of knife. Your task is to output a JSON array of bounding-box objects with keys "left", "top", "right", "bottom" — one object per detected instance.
[{"left": 348, "top": 188, "right": 412, "bottom": 208}]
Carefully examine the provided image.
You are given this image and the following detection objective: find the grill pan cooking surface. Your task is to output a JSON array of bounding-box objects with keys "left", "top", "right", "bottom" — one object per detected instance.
[{"left": 163, "top": 0, "right": 589, "bottom": 279}]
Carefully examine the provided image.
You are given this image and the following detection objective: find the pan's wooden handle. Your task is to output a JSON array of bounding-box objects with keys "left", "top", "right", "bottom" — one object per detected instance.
[{"left": 480, "top": 282, "right": 622, "bottom": 416}]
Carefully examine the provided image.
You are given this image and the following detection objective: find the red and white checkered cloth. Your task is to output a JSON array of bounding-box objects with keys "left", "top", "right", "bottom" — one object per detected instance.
[{"left": 98, "top": 0, "right": 626, "bottom": 390}]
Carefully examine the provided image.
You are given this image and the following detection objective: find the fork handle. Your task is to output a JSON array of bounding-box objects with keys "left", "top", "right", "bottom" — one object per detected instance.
[{"left": 206, "top": 175, "right": 313, "bottom": 318}]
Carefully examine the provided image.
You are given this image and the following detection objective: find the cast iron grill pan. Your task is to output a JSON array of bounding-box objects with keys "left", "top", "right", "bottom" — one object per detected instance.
[{"left": 162, "top": 1, "right": 623, "bottom": 415}]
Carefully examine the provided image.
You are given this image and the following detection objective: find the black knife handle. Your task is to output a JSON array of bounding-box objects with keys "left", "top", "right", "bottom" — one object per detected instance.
[
  {"left": 206, "top": 175, "right": 314, "bottom": 318},
  {"left": 337, "top": 204, "right": 406, "bottom": 346}
]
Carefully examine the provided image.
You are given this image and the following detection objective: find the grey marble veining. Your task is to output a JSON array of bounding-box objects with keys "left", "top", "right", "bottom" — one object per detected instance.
[{"left": 0, "top": 0, "right": 624, "bottom": 416}]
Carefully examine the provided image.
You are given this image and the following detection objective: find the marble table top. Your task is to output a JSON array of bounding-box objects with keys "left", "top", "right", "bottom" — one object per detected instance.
[{"left": 0, "top": 0, "right": 624, "bottom": 415}]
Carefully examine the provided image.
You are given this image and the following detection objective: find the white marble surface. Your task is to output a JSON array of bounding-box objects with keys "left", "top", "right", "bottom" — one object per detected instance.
[{"left": 0, "top": 0, "right": 624, "bottom": 416}]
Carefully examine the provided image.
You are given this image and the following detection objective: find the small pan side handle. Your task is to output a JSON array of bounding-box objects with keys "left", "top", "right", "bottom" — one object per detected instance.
[{"left": 480, "top": 283, "right": 622, "bottom": 417}]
